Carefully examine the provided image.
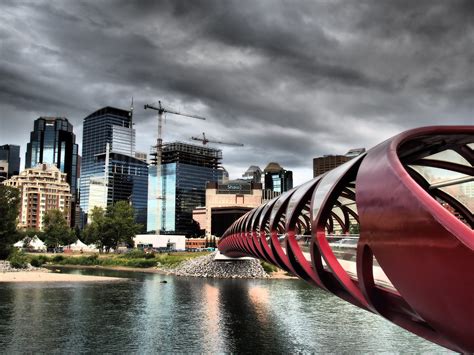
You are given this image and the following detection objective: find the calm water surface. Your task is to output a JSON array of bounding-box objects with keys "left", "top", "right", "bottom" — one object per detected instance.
[{"left": 0, "top": 268, "right": 451, "bottom": 353}]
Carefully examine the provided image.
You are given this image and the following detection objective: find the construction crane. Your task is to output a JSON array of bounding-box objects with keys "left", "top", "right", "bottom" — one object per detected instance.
[
  {"left": 145, "top": 100, "right": 206, "bottom": 166},
  {"left": 144, "top": 100, "right": 206, "bottom": 232},
  {"left": 191, "top": 132, "right": 244, "bottom": 147}
]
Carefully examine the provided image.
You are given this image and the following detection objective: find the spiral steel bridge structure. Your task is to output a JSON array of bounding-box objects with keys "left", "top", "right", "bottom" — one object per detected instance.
[{"left": 218, "top": 126, "right": 474, "bottom": 352}]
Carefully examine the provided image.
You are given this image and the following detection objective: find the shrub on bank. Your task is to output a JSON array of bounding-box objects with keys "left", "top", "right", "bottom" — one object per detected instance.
[
  {"left": 123, "top": 249, "right": 146, "bottom": 259},
  {"left": 51, "top": 255, "right": 64, "bottom": 263},
  {"left": 42, "top": 250, "right": 210, "bottom": 269},
  {"left": 260, "top": 261, "right": 278, "bottom": 273},
  {"left": 8, "top": 250, "right": 28, "bottom": 269},
  {"left": 29, "top": 255, "right": 49, "bottom": 267},
  {"left": 125, "top": 259, "right": 157, "bottom": 268}
]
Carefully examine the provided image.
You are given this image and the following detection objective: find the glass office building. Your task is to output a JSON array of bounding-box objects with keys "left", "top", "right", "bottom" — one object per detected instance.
[
  {"left": 25, "top": 117, "right": 78, "bottom": 195},
  {"left": 80, "top": 106, "right": 147, "bottom": 226},
  {"left": 0, "top": 145, "right": 20, "bottom": 181},
  {"left": 263, "top": 162, "right": 293, "bottom": 194},
  {"left": 147, "top": 142, "right": 222, "bottom": 235}
]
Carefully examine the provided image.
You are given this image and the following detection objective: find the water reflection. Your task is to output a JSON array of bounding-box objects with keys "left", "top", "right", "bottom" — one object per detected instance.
[{"left": 0, "top": 270, "right": 451, "bottom": 353}]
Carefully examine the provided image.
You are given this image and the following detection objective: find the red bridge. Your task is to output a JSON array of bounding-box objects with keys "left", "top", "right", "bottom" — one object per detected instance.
[{"left": 218, "top": 126, "right": 473, "bottom": 352}]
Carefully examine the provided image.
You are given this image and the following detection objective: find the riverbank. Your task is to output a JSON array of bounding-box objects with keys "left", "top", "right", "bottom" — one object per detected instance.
[
  {"left": 2, "top": 252, "right": 297, "bottom": 282},
  {"left": 0, "top": 270, "right": 122, "bottom": 283}
]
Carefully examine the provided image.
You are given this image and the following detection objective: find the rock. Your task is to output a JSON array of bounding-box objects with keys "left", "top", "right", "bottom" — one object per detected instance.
[
  {"left": 168, "top": 252, "right": 269, "bottom": 279},
  {"left": 0, "top": 260, "right": 46, "bottom": 273}
]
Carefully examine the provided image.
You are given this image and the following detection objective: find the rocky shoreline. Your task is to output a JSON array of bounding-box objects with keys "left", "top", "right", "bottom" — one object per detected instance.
[
  {"left": 167, "top": 252, "right": 270, "bottom": 279},
  {"left": 0, "top": 260, "right": 45, "bottom": 273}
]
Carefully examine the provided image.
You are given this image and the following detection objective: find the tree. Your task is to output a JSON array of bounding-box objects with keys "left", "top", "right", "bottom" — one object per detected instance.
[
  {"left": 43, "top": 209, "right": 75, "bottom": 249},
  {"left": 103, "top": 201, "right": 140, "bottom": 252},
  {"left": 82, "top": 206, "right": 107, "bottom": 251},
  {"left": 83, "top": 202, "right": 140, "bottom": 253},
  {"left": 0, "top": 185, "right": 21, "bottom": 259}
]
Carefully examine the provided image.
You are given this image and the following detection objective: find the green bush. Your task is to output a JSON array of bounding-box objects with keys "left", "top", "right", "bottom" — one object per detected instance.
[
  {"left": 260, "top": 261, "right": 278, "bottom": 273},
  {"left": 29, "top": 254, "right": 50, "bottom": 267},
  {"left": 143, "top": 252, "right": 155, "bottom": 259},
  {"left": 125, "top": 259, "right": 156, "bottom": 268},
  {"left": 8, "top": 250, "right": 28, "bottom": 269},
  {"left": 123, "top": 249, "right": 146, "bottom": 259},
  {"left": 51, "top": 255, "right": 64, "bottom": 263}
]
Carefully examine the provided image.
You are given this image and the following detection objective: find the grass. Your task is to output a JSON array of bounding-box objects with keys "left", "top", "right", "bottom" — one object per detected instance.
[{"left": 27, "top": 251, "right": 211, "bottom": 269}]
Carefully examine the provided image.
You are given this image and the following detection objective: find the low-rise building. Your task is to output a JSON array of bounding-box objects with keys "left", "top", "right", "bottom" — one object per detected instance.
[
  {"left": 133, "top": 234, "right": 186, "bottom": 251},
  {"left": 313, "top": 148, "right": 366, "bottom": 177},
  {"left": 3, "top": 163, "right": 71, "bottom": 230},
  {"left": 193, "top": 180, "right": 262, "bottom": 238}
]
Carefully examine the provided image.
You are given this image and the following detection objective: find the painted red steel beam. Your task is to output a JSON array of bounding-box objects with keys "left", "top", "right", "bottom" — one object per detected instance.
[{"left": 218, "top": 126, "right": 474, "bottom": 353}]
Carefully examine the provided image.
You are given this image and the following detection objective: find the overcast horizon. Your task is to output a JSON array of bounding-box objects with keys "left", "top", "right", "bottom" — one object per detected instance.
[{"left": 1, "top": 1, "right": 473, "bottom": 186}]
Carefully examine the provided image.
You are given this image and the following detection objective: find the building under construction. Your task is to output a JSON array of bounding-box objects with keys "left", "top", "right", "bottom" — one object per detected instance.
[
  {"left": 150, "top": 142, "right": 222, "bottom": 167},
  {"left": 147, "top": 141, "right": 224, "bottom": 236}
]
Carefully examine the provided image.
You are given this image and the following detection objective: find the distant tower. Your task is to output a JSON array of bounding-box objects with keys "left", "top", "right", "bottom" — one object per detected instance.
[
  {"left": 242, "top": 165, "right": 262, "bottom": 184},
  {"left": 263, "top": 162, "right": 293, "bottom": 193},
  {"left": 25, "top": 117, "right": 78, "bottom": 196},
  {"left": 147, "top": 142, "right": 222, "bottom": 235},
  {"left": 0, "top": 145, "right": 20, "bottom": 181},
  {"left": 25, "top": 117, "right": 78, "bottom": 226},
  {"left": 80, "top": 106, "right": 148, "bottom": 226}
]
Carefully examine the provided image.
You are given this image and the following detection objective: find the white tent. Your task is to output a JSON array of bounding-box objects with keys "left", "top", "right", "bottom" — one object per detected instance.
[
  {"left": 87, "top": 244, "right": 100, "bottom": 252},
  {"left": 30, "top": 236, "right": 46, "bottom": 251},
  {"left": 67, "top": 240, "right": 99, "bottom": 252},
  {"left": 67, "top": 239, "right": 88, "bottom": 251},
  {"left": 14, "top": 236, "right": 46, "bottom": 251}
]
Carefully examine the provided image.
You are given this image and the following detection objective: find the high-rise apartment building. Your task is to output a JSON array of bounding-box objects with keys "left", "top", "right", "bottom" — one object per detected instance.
[
  {"left": 3, "top": 164, "right": 71, "bottom": 230},
  {"left": 148, "top": 142, "right": 222, "bottom": 235},
  {"left": 0, "top": 145, "right": 20, "bottom": 182},
  {"left": 80, "top": 106, "right": 147, "bottom": 226},
  {"left": 313, "top": 148, "right": 366, "bottom": 177},
  {"left": 263, "top": 162, "right": 293, "bottom": 195}
]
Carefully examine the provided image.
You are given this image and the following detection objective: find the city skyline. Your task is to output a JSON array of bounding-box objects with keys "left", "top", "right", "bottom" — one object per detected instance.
[{"left": 1, "top": 1, "right": 474, "bottom": 186}]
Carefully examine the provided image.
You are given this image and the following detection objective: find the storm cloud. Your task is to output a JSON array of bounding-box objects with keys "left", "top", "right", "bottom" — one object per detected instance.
[{"left": 0, "top": 0, "right": 473, "bottom": 185}]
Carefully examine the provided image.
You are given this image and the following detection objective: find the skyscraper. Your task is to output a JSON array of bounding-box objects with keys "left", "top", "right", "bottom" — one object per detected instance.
[
  {"left": 148, "top": 142, "right": 222, "bottom": 235},
  {"left": 0, "top": 144, "right": 20, "bottom": 182},
  {"left": 263, "top": 162, "right": 293, "bottom": 195},
  {"left": 25, "top": 117, "right": 78, "bottom": 195},
  {"left": 80, "top": 106, "right": 147, "bottom": 226}
]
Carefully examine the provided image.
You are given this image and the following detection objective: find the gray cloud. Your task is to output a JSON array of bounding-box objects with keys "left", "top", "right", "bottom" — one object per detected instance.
[{"left": 0, "top": 0, "right": 473, "bottom": 185}]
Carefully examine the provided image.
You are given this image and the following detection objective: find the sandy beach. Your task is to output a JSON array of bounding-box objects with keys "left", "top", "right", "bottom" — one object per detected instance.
[{"left": 0, "top": 270, "right": 124, "bottom": 283}]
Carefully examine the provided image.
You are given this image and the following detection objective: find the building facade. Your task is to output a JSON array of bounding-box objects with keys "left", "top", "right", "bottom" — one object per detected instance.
[
  {"left": 0, "top": 145, "right": 20, "bottom": 182},
  {"left": 147, "top": 142, "right": 223, "bottom": 236},
  {"left": 313, "top": 148, "right": 366, "bottom": 177},
  {"left": 242, "top": 165, "right": 262, "bottom": 184},
  {"left": 25, "top": 117, "right": 78, "bottom": 196},
  {"left": 3, "top": 164, "right": 71, "bottom": 230},
  {"left": 263, "top": 162, "right": 293, "bottom": 194},
  {"left": 196, "top": 180, "right": 262, "bottom": 238},
  {"left": 80, "top": 106, "right": 147, "bottom": 226}
]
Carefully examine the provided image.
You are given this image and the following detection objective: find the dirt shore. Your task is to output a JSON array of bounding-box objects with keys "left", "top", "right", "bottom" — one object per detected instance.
[{"left": 0, "top": 269, "right": 123, "bottom": 283}]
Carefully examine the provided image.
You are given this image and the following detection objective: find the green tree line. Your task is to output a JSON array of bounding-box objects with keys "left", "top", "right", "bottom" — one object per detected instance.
[{"left": 0, "top": 184, "right": 140, "bottom": 258}]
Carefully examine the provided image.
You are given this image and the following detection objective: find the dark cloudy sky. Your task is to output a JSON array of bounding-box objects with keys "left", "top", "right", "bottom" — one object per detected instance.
[{"left": 1, "top": 0, "right": 473, "bottom": 185}]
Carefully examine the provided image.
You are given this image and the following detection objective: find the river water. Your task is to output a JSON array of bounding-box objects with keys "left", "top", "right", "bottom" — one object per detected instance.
[{"left": 0, "top": 268, "right": 450, "bottom": 353}]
